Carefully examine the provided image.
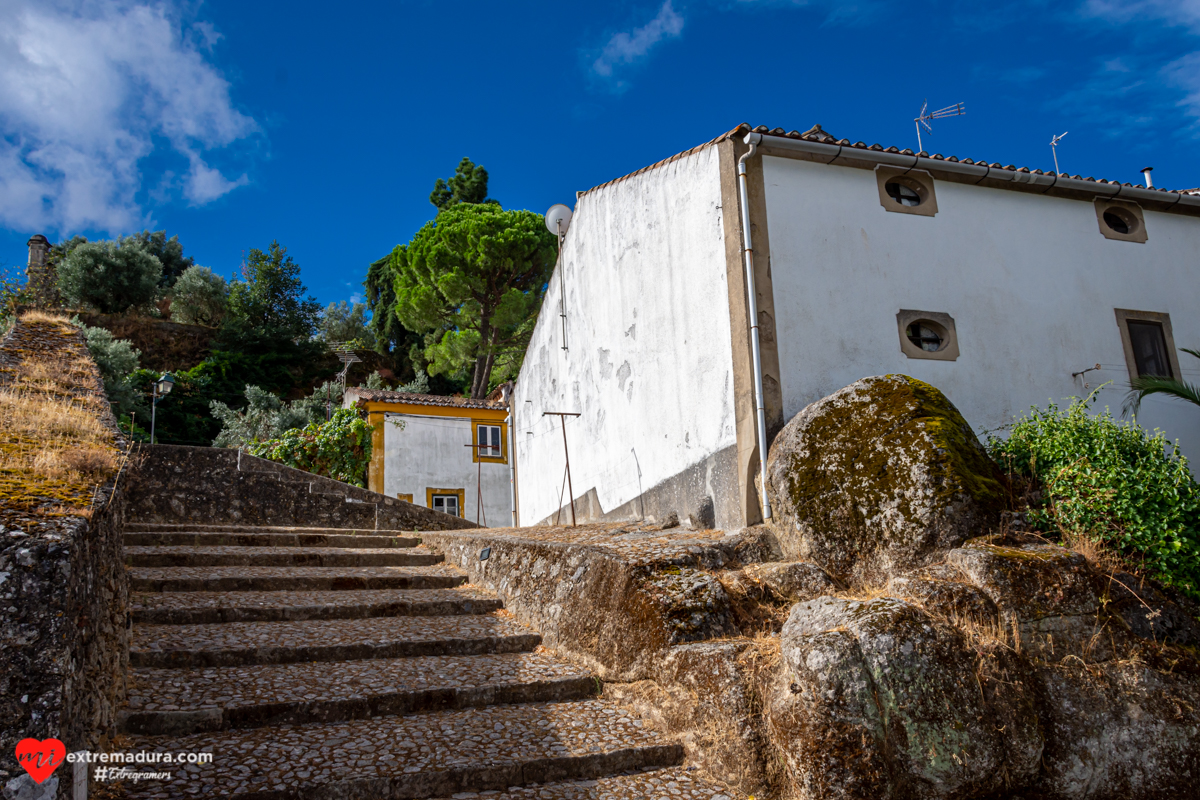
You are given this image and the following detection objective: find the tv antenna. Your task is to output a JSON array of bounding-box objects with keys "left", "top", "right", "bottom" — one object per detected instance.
[
  {"left": 1050, "top": 131, "right": 1068, "bottom": 174},
  {"left": 914, "top": 100, "right": 965, "bottom": 152}
]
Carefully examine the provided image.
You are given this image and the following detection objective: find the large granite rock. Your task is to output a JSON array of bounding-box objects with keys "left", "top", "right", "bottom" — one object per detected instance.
[
  {"left": 765, "top": 375, "right": 1006, "bottom": 582},
  {"left": 768, "top": 596, "right": 1041, "bottom": 799}
]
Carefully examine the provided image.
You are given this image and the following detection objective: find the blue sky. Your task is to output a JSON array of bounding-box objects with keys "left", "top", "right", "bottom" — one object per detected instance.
[{"left": 3, "top": 0, "right": 1200, "bottom": 308}]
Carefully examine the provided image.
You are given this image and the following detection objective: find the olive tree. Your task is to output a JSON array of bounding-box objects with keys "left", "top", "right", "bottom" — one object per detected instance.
[
  {"left": 57, "top": 237, "right": 162, "bottom": 313},
  {"left": 171, "top": 266, "right": 228, "bottom": 326}
]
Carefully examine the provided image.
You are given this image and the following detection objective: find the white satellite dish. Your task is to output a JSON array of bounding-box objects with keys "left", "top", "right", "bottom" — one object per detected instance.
[{"left": 545, "top": 204, "right": 573, "bottom": 236}]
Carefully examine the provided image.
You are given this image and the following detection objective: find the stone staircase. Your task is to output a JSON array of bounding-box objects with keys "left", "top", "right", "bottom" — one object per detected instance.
[{"left": 114, "top": 520, "right": 737, "bottom": 799}]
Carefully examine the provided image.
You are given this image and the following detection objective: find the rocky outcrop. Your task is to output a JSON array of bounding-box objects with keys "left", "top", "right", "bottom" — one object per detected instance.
[
  {"left": 766, "top": 534, "right": 1200, "bottom": 799},
  {"left": 768, "top": 596, "right": 1041, "bottom": 800},
  {"left": 765, "top": 375, "right": 1006, "bottom": 582}
]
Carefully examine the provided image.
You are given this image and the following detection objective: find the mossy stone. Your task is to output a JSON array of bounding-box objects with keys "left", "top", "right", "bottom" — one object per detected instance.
[{"left": 765, "top": 375, "right": 1006, "bottom": 581}]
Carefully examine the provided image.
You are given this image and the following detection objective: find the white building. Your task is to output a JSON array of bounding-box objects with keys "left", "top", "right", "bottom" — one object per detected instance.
[
  {"left": 345, "top": 389, "right": 513, "bottom": 526},
  {"left": 512, "top": 123, "right": 1200, "bottom": 531}
]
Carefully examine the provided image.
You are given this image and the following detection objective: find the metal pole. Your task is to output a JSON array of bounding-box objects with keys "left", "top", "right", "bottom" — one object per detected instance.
[
  {"left": 560, "top": 416, "right": 575, "bottom": 526},
  {"left": 543, "top": 412, "right": 581, "bottom": 527},
  {"left": 558, "top": 231, "right": 568, "bottom": 351},
  {"left": 150, "top": 384, "right": 158, "bottom": 445}
]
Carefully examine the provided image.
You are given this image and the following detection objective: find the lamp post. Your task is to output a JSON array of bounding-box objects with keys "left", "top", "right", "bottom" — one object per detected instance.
[{"left": 149, "top": 373, "right": 175, "bottom": 445}]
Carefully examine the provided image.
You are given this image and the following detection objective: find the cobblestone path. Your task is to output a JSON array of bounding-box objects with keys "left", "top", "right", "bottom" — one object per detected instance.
[{"left": 116, "top": 522, "right": 738, "bottom": 799}]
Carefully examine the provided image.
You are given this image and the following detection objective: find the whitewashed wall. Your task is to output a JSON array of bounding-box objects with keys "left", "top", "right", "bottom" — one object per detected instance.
[
  {"left": 383, "top": 413, "right": 511, "bottom": 526},
  {"left": 762, "top": 155, "right": 1200, "bottom": 468},
  {"left": 513, "top": 144, "right": 737, "bottom": 526}
]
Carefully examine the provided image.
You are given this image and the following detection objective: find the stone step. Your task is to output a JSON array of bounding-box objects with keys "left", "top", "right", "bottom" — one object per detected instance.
[
  {"left": 118, "top": 699, "right": 683, "bottom": 799},
  {"left": 131, "top": 587, "right": 502, "bottom": 625},
  {"left": 130, "top": 565, "right": 467, "bottom": 593},
  {"left": 428, "top": 767, "right": 739, "bottom": 799},
  {"left": 124, "top": 531, "right": 421, "bottom": 548},
  {"left": 131, "top": 612, "right": 541, "bottom": 668},
  {"left": 124, "top": 522, "right": 416, "bottom": 536},
  {"left": 125, "top": 545, "right": 442, "bottom": 568},
  {"left": 119, "top": 652, "right": 596, "bottom": 735}
]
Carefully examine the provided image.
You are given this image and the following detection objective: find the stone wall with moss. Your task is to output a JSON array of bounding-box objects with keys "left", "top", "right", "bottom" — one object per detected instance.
[{"left": 0, "top": 314, "right": 130, "bottom": 795}]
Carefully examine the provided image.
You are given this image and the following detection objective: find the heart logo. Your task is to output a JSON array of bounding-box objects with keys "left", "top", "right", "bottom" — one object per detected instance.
[{"left": 15, "top": 738, "right": 65, "bottom": 784}]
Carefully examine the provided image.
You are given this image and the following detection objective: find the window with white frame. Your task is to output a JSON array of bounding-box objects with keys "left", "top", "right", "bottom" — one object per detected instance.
[
  {"left": 476, "top": 424, "right": 502, "bottom": 459},
  {"left": 431, "top": 494, "right": 459, "bottom": 516}
]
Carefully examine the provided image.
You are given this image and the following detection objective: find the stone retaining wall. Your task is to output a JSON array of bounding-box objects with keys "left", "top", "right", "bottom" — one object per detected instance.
[
  {"left": 0, "top": 317, "right": 130, "bottom": 799},
  {"left": 125, "top": 445, "right": 477, "bottom": 531}
]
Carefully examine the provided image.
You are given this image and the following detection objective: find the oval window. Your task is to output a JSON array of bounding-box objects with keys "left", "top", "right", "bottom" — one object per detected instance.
[
  {"left": 906, "top": 321, "right": 945, "bottom": 352},
  {"left": 886, "top": 181, "right": 922, "bottom": 207},
  {"left": 1103, "top": 209, "right": 1133, "bottom": 235}
]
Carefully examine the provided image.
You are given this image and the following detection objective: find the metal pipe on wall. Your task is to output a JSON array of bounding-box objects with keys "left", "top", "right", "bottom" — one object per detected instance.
[{"left": 737, "top": 131, "right": 772, "bottom": 521}]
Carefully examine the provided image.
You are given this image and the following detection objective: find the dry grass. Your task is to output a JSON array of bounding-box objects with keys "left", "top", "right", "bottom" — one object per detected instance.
[
  {"left": 18, "top": 309, "right": 71, "bottom": 325},
  {"left": 0, "top": 314, "right": 122, "bottom": 520}
]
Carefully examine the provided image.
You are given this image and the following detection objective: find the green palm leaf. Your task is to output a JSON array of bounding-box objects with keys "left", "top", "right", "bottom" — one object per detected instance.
[{"left": 1123, "top": 348, "right": 1200, "bottom": 416}]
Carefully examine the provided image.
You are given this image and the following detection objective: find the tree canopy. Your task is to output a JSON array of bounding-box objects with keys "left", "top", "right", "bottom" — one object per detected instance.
[
  {"left": 429, "top": 157, "right": 493, "bottom": 211},
  {"left": 226, "top": 241, "right": 321, "bottom": 340},
  {"left": 57, "top": 237, "right": 162, "bottom": 313},
  {"left": 388, "top": 202, "right": 556, "bottom": 398},
  {"left": 133, "top": 230, "right": 194, "bottom": 286},
  {"left": 319, "top": 300, "right": 376, "bottom": 349}
]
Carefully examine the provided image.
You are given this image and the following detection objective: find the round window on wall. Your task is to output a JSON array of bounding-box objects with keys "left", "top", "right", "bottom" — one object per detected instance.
[
  {"left": 906, "top": 320, "right": 946, "bottom": 352},
  {"left": 885, "top": 180, "right": 923, "bottom": 207},
  {"left": 1103, "top": 208, "right": 1135, "bottom": 235}
]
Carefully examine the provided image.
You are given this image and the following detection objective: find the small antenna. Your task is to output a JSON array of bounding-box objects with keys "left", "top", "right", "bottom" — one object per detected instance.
[
  {"left": 914, "top": 100, "right": 965, "bottom": 152},
  {"left": 1050, "top": 131, "right": 1068, "bottom": 174}
]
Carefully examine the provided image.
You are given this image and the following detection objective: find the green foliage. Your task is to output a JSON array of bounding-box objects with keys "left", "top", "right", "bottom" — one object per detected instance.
[
  {"left": 211, "top": 381, "right": 343, "bottom": 449},
  {"left": 132, "top": 230, "right": 194, "bottom": 287},
  {"left": 249, "top": 408, "right": 373, "bottom": 487},
  {"left": 226, "top": 241, "right": 321, "bottom": 341},
  {"left": 319, "top": 300, "right": 376, "bottom": 349},
  {"left": 1, "top": 265, "right": 30, "bottom": 334},
  {"left": 988, "top": 394, "right": 1200, "bottom": 599},
  {"left": 171, "top": 266, "right": 228, "bottom": 326},
  {"left": 1124, "top": 348, "right": 1200, "bottom": 416},
  {"left": 57, "top": 237, "right": 163, "bottom": 313},
  {"left": 389, "top": 202, "right": 556, "bottom": 397},
  {"left": 430, "top": 157, "right": 492, "bottom": 211},
  {"left": 75, "top": 320, "right": 147, "bottom": 417}
]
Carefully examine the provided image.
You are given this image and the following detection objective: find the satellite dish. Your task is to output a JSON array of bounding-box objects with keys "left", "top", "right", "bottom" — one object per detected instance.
[{"left": 545, "top": 204, "right": 573, "bottom": 236}]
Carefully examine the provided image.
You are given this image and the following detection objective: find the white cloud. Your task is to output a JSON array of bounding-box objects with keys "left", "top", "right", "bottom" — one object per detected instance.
[
  {"left": 0, "top": 0, "right": 258, "bottom": 235},
  {"left": 1085, "top": 0, "right": 1200, "bottom": 32},
  {"left": 591, "top": 2, "right": 685, "bottom": 81},
  {"left": 1165, "top": 51, "right": 1200, "bottom": 121}
]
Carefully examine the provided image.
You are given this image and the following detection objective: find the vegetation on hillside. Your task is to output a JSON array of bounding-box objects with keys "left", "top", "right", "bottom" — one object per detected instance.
[
  {"left": 988, "top": 394, "right": 1200, "bottom": 600},
  {"left": 248, "top": 408, "right": 374, "bottom": 487},
  {"left": 0, "top": 312, "right": 122, "bottom": 528}
]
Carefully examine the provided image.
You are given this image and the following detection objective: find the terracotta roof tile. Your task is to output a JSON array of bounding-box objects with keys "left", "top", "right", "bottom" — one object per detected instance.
[
  {"left": 575, "top": 122, "right": 1196, "bottom": 201},
  {"left": 346, "top": 388, "right": 505, "bottom": 410}
]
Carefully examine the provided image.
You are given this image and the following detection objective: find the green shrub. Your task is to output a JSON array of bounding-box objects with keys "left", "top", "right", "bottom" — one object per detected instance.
[
  {"left": 988, "top": 394, "right": 1200, "bottom": 599},
  {"left": 171, "top": 266, "right": 228, "bottom": 326},
  {"left": 248, "top": 408, "right": 373, "bottom": 486},
  {"left": 58, "top": 237, "right": 162, "bottom": 313},
  {"left": 75, "top": 320, "right": 146, "bottom": 417}
]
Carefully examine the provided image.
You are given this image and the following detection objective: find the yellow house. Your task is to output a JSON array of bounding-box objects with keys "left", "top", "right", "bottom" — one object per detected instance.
[{"left": 344, "top": 388, "right": 512, "bottom": 524}]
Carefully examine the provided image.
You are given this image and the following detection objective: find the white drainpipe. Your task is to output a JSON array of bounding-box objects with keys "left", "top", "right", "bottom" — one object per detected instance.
[{"left": 737, "top": 132, "right": 772, "bottom": 521}]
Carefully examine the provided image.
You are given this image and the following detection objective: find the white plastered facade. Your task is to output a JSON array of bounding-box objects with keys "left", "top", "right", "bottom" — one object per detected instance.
[
  {"left": 382, "top": 413, "right": 511, "bottom": 525},
  {"left": 761, "top": 155, "right": 1200, "bottom": 471},
  {"left": 512, "top": 144, "right": 738, "bottom": 527}
]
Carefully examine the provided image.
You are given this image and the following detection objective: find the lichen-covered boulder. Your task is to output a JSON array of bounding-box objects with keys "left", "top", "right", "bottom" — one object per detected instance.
[
  {"left": 768, "top": 596, "right": 1041, "bottom": 799},
  {"left": 765, "top": 375, "right": 1006, "bottom": 581},
  {"left": 887, "top": 564, "right": 999, "bottom": 627},
  {"left": 743, "top": 561, "right": 840, "bottom": 603},
  {"left": 947, "top": 537, "right": 1118, "bottom": 661},
  {"left": 1032, "top": 660, "right": 1200, "bottom": 798}
]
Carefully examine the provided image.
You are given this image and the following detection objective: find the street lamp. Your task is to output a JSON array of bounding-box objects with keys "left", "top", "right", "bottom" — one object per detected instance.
[{"left": 150, "top": 373, "right": 175, "bottom": 444}]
